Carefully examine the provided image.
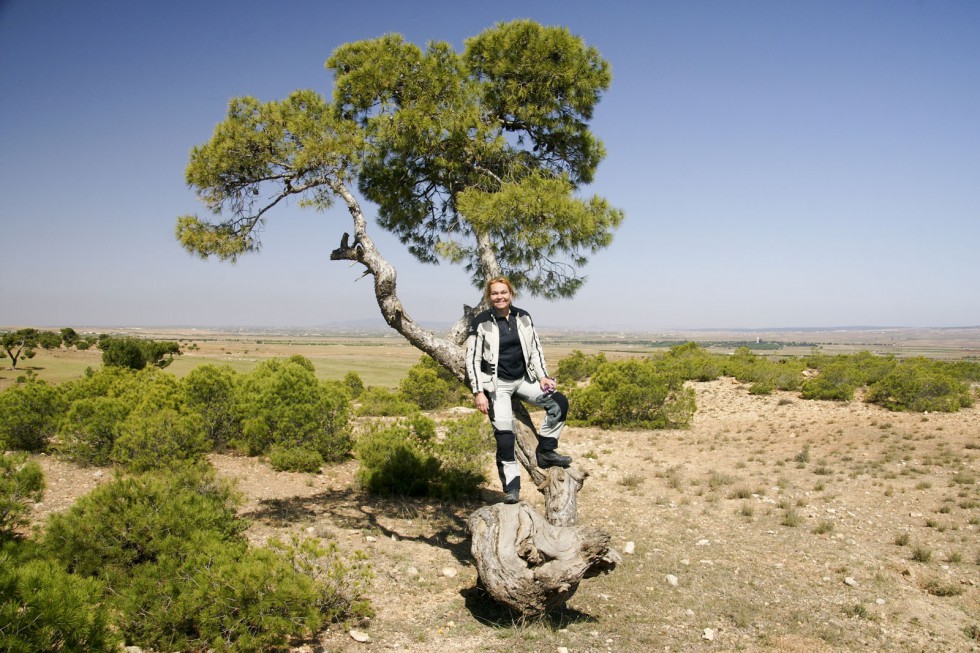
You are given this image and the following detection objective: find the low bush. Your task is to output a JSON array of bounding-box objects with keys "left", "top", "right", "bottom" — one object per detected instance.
[
  {"left": 0, "top": 379, "right": 65, "bottom": 452},
  {"left": 557, "top": 350, "right": 608, "bottom": 383},
  {"left": 58, "top": 396, "right": 129, "bottom": 466},
  {"left": 866, "top": 358, "right": 973, "bottom": 412},
  {"left": 800, "top": 360, "right": 857, "bottom": 401},
  {"left": 398, "top": 356, "right": 470, "bottom": 410},
  {"left": 567, "top": 358, "right": 697, "bottom": 429},
  {"left": 268, "top": 444, "right": 323, "bottom": 473},
  {"left": 355, "top": 422, "right": 439, "bottom": 496},
  {"left": 37, "top": 465, "right": 372, "bottom": 652},
  {"left": 181, "top": 364, "right": 241, "bottom": 451},
  {"left": 0, "top": 549, "right": 117, "bottom": 653},
  {"left": 356, "top": 386, "right": 417, "bottom": 416},
  {"left": 235, "top": 358, "right": 352, "bottom": 463},
  {"left": 0, "top": 453, "right": 44, "bottom": 537},
  {"left": 41, "top": 464, "right": 245, "bottom": 580},
  {"left": 355, "top": 413, "right": 491, "bottom": 498}
]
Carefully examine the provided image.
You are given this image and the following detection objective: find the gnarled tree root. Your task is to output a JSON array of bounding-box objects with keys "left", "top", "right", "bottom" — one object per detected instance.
[{"left": 468, "top": 502, "right": 620, "bottom": 615}]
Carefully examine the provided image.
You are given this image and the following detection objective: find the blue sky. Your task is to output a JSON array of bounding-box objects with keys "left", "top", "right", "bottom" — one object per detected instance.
[{"left": 1, "top": 0, "right": 977, "bottom": 331}]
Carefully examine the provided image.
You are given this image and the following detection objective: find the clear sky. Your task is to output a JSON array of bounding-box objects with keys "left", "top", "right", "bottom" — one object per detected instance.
[{"left": 1, "top": 0, "right": 978, "bottom": 332}]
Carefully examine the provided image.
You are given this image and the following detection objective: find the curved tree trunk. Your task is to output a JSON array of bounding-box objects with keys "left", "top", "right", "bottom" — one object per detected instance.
[{"left": 329, "top": 184, "right": 618, "bottom": 613}]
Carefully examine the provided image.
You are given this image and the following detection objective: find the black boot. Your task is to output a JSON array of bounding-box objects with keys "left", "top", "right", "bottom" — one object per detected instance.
[
  {"left": 503, "top": 488, "right": 520, "bottom": 504},
  {"left": 536, "top": 449, "right": 572, "bottom": 469}
]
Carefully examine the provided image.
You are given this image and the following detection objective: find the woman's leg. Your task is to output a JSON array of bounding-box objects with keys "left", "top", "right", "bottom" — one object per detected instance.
[
  {"left": 486, "top": 379, "right": 522, "bottom": 499},
  {"left": 516, "top": 380, "right": 571, "bottom": 465}
]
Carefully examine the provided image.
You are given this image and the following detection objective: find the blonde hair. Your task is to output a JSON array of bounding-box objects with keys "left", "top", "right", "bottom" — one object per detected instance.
[{"left": 483, "top": 276, "right": 516, "bottom": 304}]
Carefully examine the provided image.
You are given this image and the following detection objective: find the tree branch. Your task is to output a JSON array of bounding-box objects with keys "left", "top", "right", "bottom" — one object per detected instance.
[{"left": 327, "top": 179, "right": 466, "bottom": 379}]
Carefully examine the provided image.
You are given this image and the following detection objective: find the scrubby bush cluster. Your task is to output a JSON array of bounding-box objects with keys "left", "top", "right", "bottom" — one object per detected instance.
[
  {"left": 1, "top": 465, "right": 372, "bottom": 652},
  {"left": 356, "top": 356, "right": 471, "bottom": 417},
  {"left": 0, "top": 356, "right": 352, "bottom": 473},
  {"left": 556, "top": 343, "right": 978, "bottom": 429},
  {"left": 355, "top": 413, "right": 493, "bottom": 498}
]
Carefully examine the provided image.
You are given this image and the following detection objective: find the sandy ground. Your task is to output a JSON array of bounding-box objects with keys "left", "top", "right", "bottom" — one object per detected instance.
[{"left": 29, "top": 378, "right": 979, "bottom": 652}]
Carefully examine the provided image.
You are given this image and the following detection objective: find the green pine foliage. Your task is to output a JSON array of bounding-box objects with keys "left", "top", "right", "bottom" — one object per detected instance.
[
  {"left": 355, "top": 386, "right": 418, "bottom": 417},
  {"left": 866, "top": 357, "right": 974, "bottom": 412},
  {"left": 355, "top": 414, "right": 491, "bottom": 498},
  {"left": 36, "top": 466, "right": 372, "bottom": 652},
  {"left": 556, "top": 350, "right": 607, "bottom": 383},
  {"left": 0, "top": 453, "right": 44, "bottom": 537},
  {"left": 0, "top": 546, "right": 118, "bottom": 653},
  {"left": 567, "top": 358, "right": 697, "bottom": 429},
  {"left": 0, "top": 379, "right": 65, "bottom": 452},
  {"left": 181, "top": 364, "right": 242, "bottom": 451},
  {"left": 235, "top": 358, "right": 353, "bottom": 467},
  {"left": 398, "top": 356, "right": 471, "bottom": 410}
]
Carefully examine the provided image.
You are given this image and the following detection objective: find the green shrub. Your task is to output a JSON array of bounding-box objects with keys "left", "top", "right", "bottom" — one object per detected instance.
[
  {"left": 115, "top": 537, "right": 312, "bottom": 653},
  {"left": 236, "top": 358, "right": 352, "bottom": 462},
  {"left": 0, "top": 550, "right": 117, "bottom": 653},
  {"left": 42, "top": 465, "right": 245, "bottom": 580},
  {"left": 99, "top": 336, "right": 181, "bottom": 370},
  {"left": 343, "top": 370, "right": 365, "bottom": 398},
  {"left": 268, "top": 444, "right": 323, "bottom": 473},
  {"left": 0, "top": 379, "right": 65, "bottom": 452},
  {"left": 182, "top": 364, "right": 242, "bottom": 450},
  {"left": 568, "top": 358, "right": 696, "bottom": 429},
  {"left": 556, "top": 350, "right": 608, "bottom": 383},
  {"left": 356, "top": 386, "right": 417, "bottom": 416},
  {"left": 355, "top": 422, "right": 439, "bottom": 496},
  {"left": 661, "top": 342, "right": 722, "bottom": 382},
  {"left": 398, "top": 356, "right": 470, "bottom": 410},
  {"left": 111, "top": 408, "right": 210, "bottom": 472},
  {"left": 427, "top": 412, "right": 493, "bottom": 499},
  {"left": 114, "top": 536, "right": 372, "bottom": 653},
  {"left": 268, "top": 536, "right": 373, "bottom": 624},
  {"left": 38, "top": 465, "right": 372, "bottom": 652},
  {"left": 0, "top": 453, "right": 44, "bottom": 537},
  {"left": 58, "top": 397, "right": 129, "bottom": 466},
  {"left": 866, "top": 358, "right": 973, "bottom": 412},
  {"left": 800, "top": 361, "right": 856, "bottom": 401}
]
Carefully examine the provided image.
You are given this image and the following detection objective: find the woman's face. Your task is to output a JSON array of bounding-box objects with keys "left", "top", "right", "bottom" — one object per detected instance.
[{"left": 488, "top": 281, "right": 513, "bottom": 313}]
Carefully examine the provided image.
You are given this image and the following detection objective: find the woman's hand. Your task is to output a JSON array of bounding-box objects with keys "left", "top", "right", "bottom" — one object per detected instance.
[
  {"left": 539, "top": 377, "right": 557, "bottom": 393},
  {"left": 474, "top": 392, "right": 489, "bottom": 414}
]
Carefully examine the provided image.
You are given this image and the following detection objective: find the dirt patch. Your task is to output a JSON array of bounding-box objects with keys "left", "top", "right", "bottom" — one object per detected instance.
[{"left": 28, "top": 379, "right": 979, "bottom": 652}]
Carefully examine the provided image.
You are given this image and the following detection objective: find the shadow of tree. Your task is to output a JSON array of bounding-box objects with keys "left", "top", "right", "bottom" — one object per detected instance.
[
  {"left": 241, "top": 486, "right": 490, "bottom": 565},
  {"left": 460, "top": 583, "right": 598, "bottom": 628}
]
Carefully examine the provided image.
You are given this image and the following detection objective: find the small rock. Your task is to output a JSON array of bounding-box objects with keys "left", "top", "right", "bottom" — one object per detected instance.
[
  {"left": 665, "top": 574, "right": 679, "bottom": 587},
  {"left": 875, "top": 598, "right": 886, "bottom": 605},
  {"left": 406, "top": 566, "right": 419, "bottom": 577},
  {"left": 844, "top": 577, "right": 859, "bottom": 588},
  {"left": 703, "top": 628, "right": 715, "bottom": 641},
  {"left": 696, "top": 539, "right": 711, "bottom": 546},
  {"left": 680, "top": 558, "right": 690, "bottom": 566},
  {"left": 686, "top": 609, "right": 695, "bottom": 617},
  {"left": 365, "top": 535, "right": 377, "bottom": 543},
  {"left": 93, "top": 470, "right": 104, "bottom": 478},
  {"left": 306, "top": 526, "right": 315, "bottom": 534},
  {"left": 442, "top": 567, "right": 458, "bottom": 578},
  {"left": 558, "top": 647, "right": 570, "bottom": 653},
  {"left": 623, "top": 541, "right": 636, "bottom": 554},
  {"left": 349, "top": 629, "right": 370, "bottom": 643}
]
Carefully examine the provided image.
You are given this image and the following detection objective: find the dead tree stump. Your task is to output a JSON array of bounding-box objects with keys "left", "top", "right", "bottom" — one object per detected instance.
[{"left": 467, "top": 502, "right": 617, "bottom": 615}]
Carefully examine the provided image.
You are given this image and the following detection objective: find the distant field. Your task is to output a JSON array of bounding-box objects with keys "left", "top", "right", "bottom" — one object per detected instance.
[{"left": 3, "top": 326, "right": 978, "bottom": 392}]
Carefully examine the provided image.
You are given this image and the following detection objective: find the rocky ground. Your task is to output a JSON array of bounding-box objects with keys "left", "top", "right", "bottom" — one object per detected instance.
[{"left": 31, "top": 379, "right": 979, "bottom": 652}]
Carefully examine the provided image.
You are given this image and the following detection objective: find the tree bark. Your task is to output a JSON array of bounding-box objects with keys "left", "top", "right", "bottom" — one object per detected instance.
[
  {"left": 328, "top": 183, "right": 618, "bottom": 613},
  {"left": 467, "top": 502, "right": 617, "bottom": 615}
]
